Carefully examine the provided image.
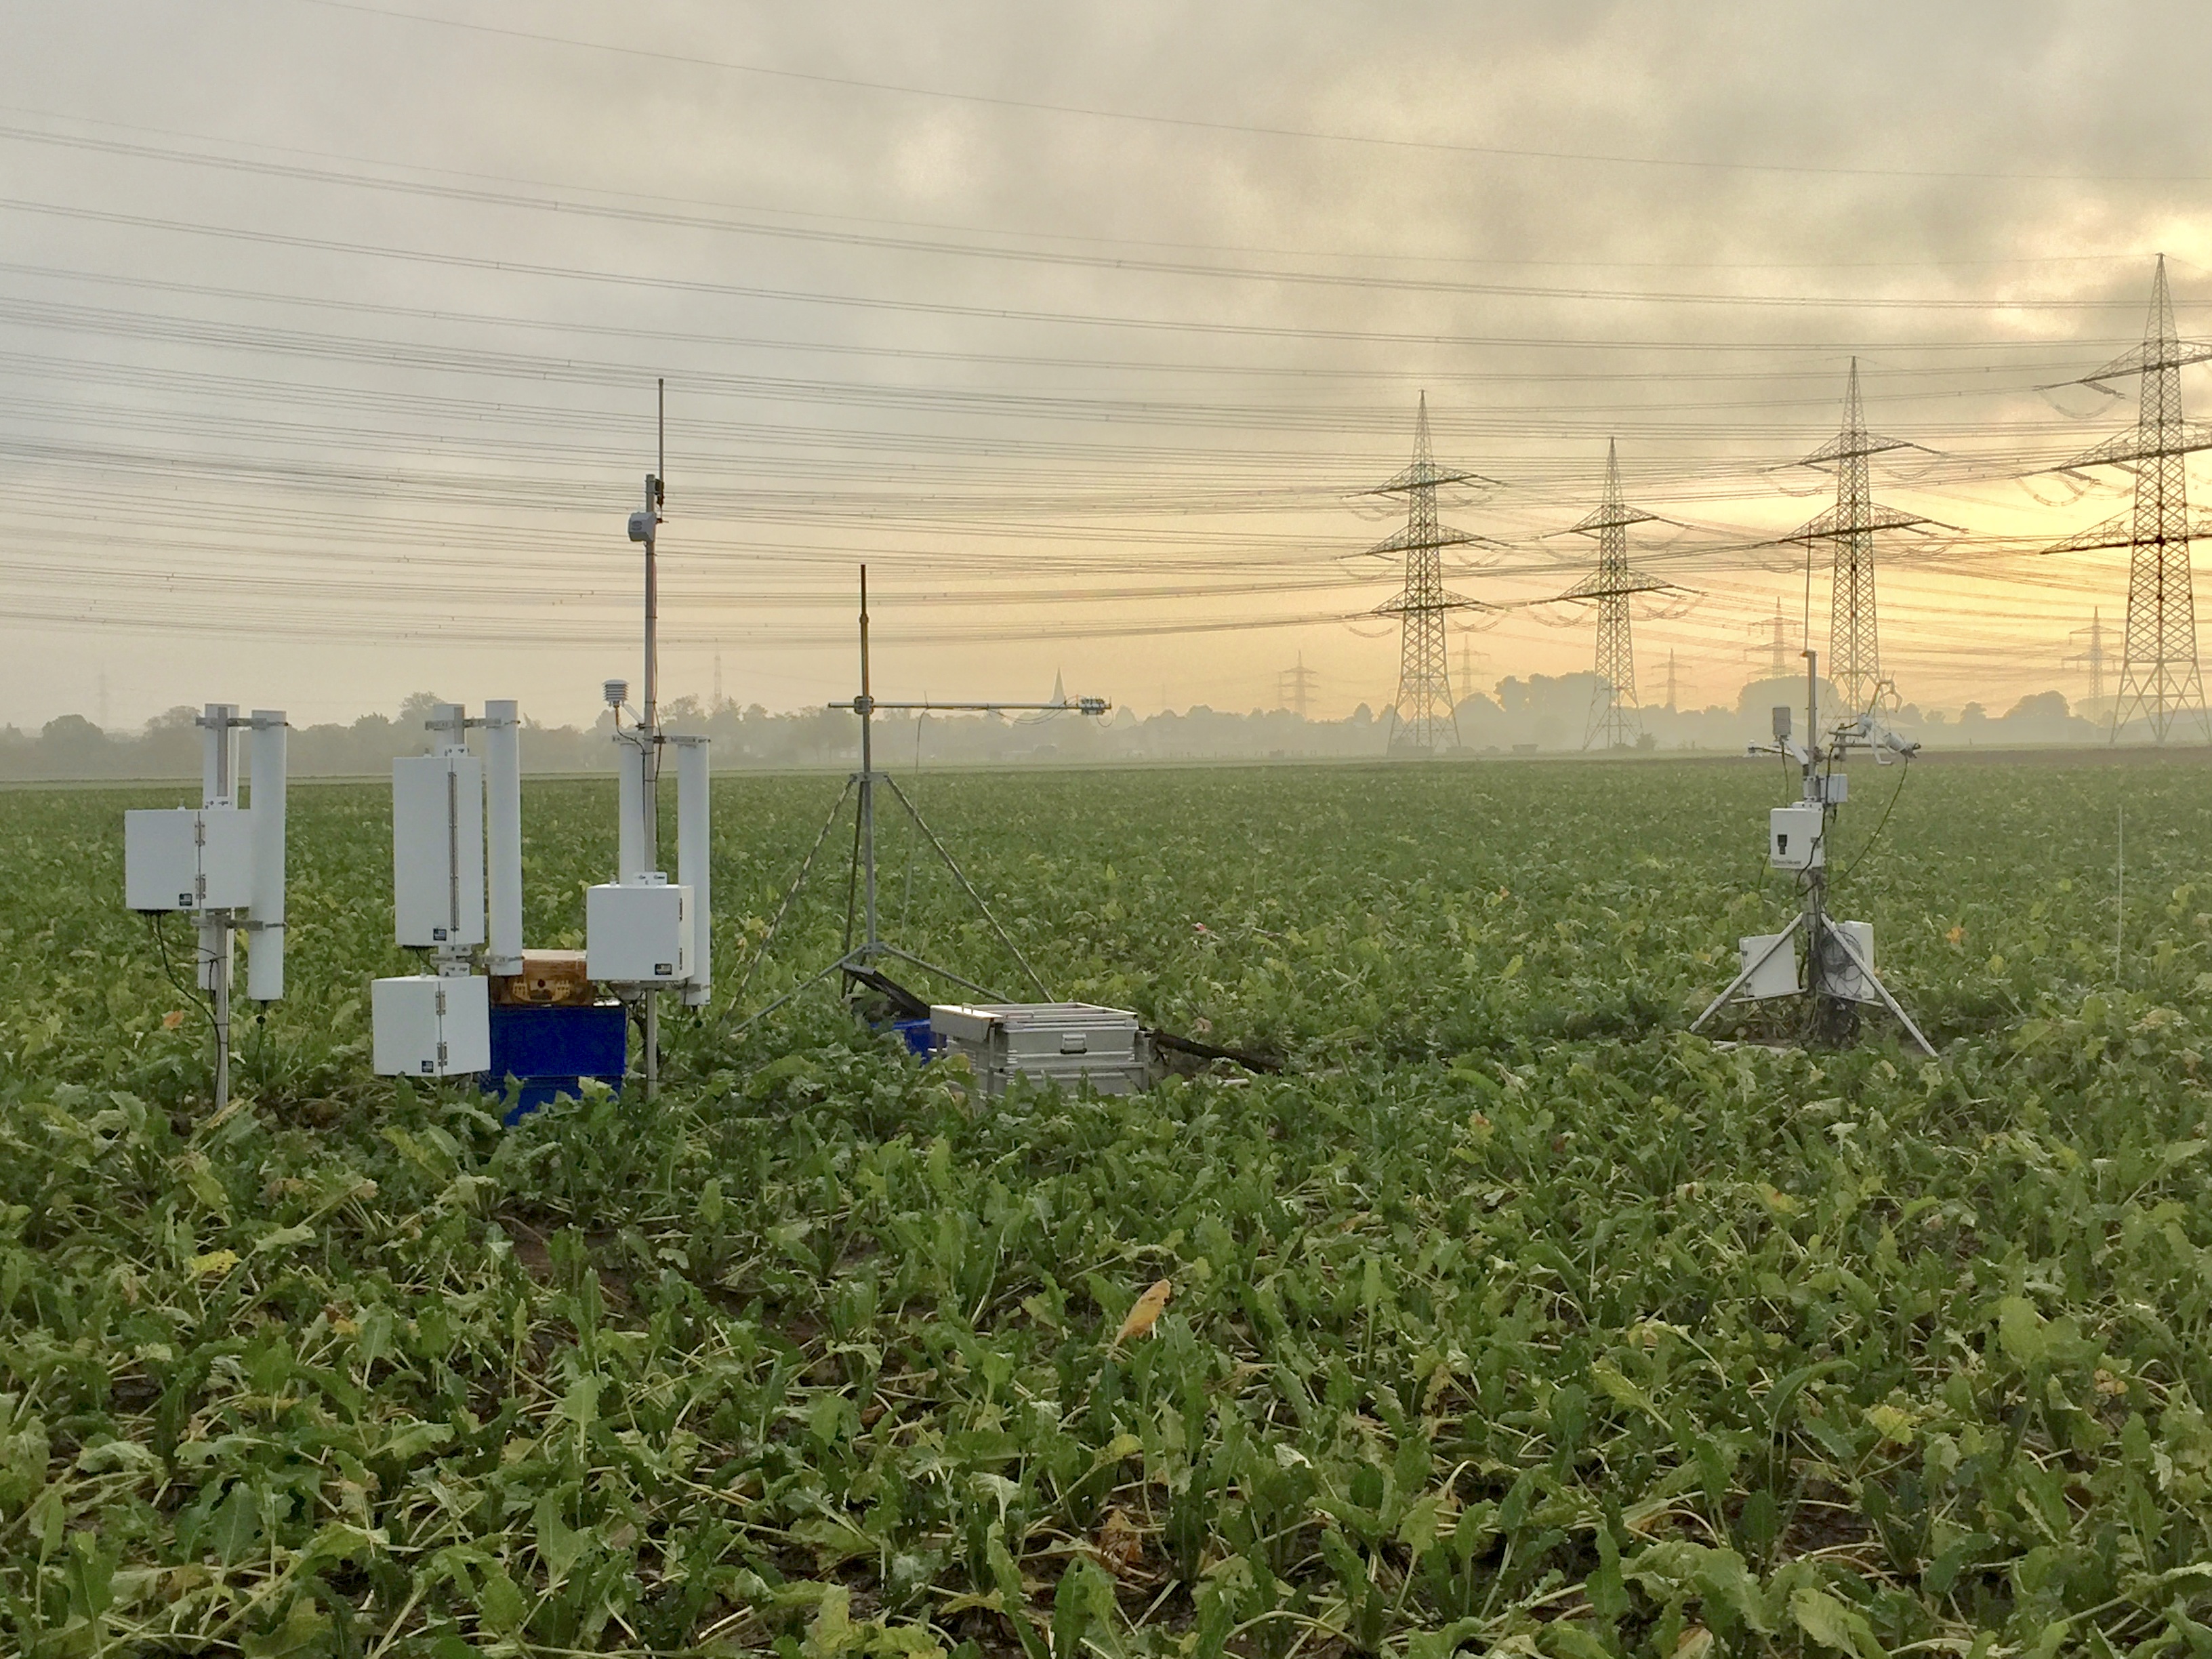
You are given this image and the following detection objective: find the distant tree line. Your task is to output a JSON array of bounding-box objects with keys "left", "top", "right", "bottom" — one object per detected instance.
[{"left": 0, "top": 678, "right": 2134, "bottom": 781}]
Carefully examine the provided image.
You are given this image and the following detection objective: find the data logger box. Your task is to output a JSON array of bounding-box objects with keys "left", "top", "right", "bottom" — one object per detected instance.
[
  {"left": 1828, "top": 920, "right": 1879, "bottom": 1004},
  {"left": 371, "top": 974, "right": 491, "bottom": 1077},
  {"left": 929, "top": 1002, "right": 1157, "bottom": 1099},
  {"left": 394, "top": 753, "right": 487, "bottom": 949},
  {"left": 586, "top": 881, "right": 693, "bottom": 984},
  {"left": 124, "top": 806, "right": 255, "bottom": 912},
  {"left": 1768, "top": 804, "right": 1826, "bottom": 871},
  {"left": 1736, "top": 932, "right": 1802, "bottom": 1000}
]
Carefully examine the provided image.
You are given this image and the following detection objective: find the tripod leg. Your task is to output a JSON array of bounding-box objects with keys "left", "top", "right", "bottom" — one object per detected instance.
[
  {"left": 1820, "top": 917, "right": 1936, "bottom": 1059},
  {"left": 1689, "top": 914, "right": 1803, "bottom": 1034},
  {"left": 727, "top": 779, "right": 855, "bottom": 1013},
  {"left": 731, "top": 951, "right": 860, "bottom": 1038},
  {"left": 878, "top": 944, "right": 1005, "bottom": 1005},
  {"left": 882, "top": 773, "right": 1052, "bottom": 1000}
]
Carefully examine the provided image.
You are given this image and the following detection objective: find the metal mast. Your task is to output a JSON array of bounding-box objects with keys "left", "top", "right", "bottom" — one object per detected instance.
[
  {"left": 1557, "top": 440, "right": 1673, "bottom": 750},
  {"left": 2066, "top": 607, "right": 2109, "bottom": 708},
  {"left": 1366, "top": 394, "right": 1498, "bottom": 754},
  {"left": 1786, "top": 361, "right": 1927, "bottom": 717},
  {"left": 732, "top": 568, "right": 1109, "bottom": 1029},
  {"left": 2042, "top": 258, "right": 2212, "bottom": 743}
]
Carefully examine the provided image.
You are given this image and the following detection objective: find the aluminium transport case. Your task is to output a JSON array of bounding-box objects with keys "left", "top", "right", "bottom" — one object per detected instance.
[{"left": 928, "top": 1002, "right": 1160, "bottom": 1099}]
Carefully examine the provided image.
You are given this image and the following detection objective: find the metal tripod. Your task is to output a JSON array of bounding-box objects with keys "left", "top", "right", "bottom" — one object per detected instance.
[
  {"left": 730, "top": 567, "right": 1109, "bottom": 1031},
  {"left": 1690, "top": 649, "right": 1935, "bottom": 1058}
]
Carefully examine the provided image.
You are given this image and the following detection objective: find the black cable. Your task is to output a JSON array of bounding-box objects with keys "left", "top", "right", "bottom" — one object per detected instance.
[
  {"left": 1836, "top": 754, "right": 1912, "bottom": 882},
  {"left": 148, "top": 914, "right": 217, "bottom": 1032}
]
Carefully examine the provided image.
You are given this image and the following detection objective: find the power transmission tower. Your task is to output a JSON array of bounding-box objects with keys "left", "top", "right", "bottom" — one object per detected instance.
[
  {"left": 1784, "top": 361, "right": 1931, "bottom": 716},
  {"left": 1555, "top": 441, "right": 1677, "bottom": 750},
  {"left": 1277, "top": 653, "right": 1317, "bottom": 718},
  {"left": 1365, "top": 394, "right": 1500, "bottom": 754},
  {"left": 2065, "top": 607, "right": 2110, "bottom": 708},
  {"left": 1744, "top": 601, "right": 1790, "bottom": 680},
  {"left": 1665, "top": 650, "right": 1678, "bottom": 712},
  {"left": 2041, "top": 258, "right": 2212, "bottom": 744},
  {"left": 1456, "top": 636, "right": 1488, "bottom": 701}
]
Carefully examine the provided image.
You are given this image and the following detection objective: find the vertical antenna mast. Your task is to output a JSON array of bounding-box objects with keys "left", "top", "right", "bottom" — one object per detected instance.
[{"left": 858, "top": 565, "right": 878, "bottom": 959}]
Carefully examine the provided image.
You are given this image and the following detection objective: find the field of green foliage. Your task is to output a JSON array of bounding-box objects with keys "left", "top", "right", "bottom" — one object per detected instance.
[{"left": 7, "top": 754, "right": 2212, "bottom": 1659}]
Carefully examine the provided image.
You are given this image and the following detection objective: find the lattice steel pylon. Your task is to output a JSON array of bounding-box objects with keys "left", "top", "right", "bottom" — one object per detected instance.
[
  {"left": 1366, "top": 394, "right": 1500, "bottom": 754},
  {"left": 1556, "top": 440, "right": 1677, "bottom": 749},
  {"left": 1784, "top": 361, "right": 1929, "bottom": 717},
  {"left": 2041, "top": 258, "right": 2212, "bottom": 743},
  {"left": 2065, "top": 608, "right": 2110, "bottom": 708}
]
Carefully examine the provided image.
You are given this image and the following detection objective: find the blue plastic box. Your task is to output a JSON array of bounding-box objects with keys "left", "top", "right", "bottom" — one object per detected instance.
[{"left": 483, "top": 1002, "right": 628, "bottom": 1124}]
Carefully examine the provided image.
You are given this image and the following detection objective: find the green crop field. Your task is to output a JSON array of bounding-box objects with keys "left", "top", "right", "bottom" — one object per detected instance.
[{"left": 7, "top": 756, "right": 2212, "bottom": 1659}]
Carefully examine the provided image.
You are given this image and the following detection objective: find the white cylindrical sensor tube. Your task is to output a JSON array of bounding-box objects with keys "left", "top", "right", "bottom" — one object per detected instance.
[
  {"left": 616, "top": 732, "right": 648, "bottom": 883},
  {"left": 484, "top": 699, "right": 523, "bottom": 975},
  {"left": 246, "top": 710, "right": 287, "bottom": 1001},
  {"left": 201, "top": 702, "right": 237, "bottom": 805},
  {"left": 676, "top": 737, "right": 710, "bottom": 1004}
]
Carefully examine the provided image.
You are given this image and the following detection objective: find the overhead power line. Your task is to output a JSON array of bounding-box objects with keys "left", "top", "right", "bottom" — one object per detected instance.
[
  {"left": 1, "top": 121, "right": 2199, "bottom": 308},
  {"left": 292, "top": 0, "right": 2212, "bottom": 186}
]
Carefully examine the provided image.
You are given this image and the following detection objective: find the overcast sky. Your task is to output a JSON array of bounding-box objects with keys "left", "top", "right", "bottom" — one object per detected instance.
[{"left": 3, "top": 0, "right": 2209, "bottom": 730}]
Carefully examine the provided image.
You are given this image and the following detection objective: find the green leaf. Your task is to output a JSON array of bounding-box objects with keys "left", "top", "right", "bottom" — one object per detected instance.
[
  {"left": 986, "top": 1526, "right": 1048, "bottom": 1659},
  {"left": 1998, "top": 1296, "right": 2051, "bottom": 1365},
  {"left": 241, "top": 1595, "right": 335, "bottom": 1659},
  {"left": 1790, "top": 1586, "right": 1884, "bottom": 1659},
  {"left": 476, "top": 1562, "right": 527, "bottom": 1634},
  {"left": 534, "top": 1493, "right": 586, "bottom": 1581}
]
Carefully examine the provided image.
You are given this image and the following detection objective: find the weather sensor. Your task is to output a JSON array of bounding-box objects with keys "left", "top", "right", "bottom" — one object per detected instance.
[
  {"left": 123, "top": 703, "right": 287, "bottom": 1110},
  {"left": 1691, "top": 651, "right": 1934, "bottom": 1057},
  {"left": 586, "top": 380, "right": 711, "bottom": 1099}
]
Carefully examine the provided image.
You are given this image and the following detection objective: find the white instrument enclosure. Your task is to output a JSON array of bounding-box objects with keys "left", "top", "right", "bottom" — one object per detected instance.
[
  {"left": 1768, "top": 804, "right": 1826, "bottom": 872},
  {"left": 125, "top": 806, "right": 255, "bottom": 913},
  {"left": 371, "top": 974, "right": 490, "bottom": 1077},
  {"left": 1736, "top": 933, "right": 1803, "bottom": 1000},
  {"left": 393, "top": 753, "right": 487, "bottom": 949},
  {"left": 586, "top": 881, "right": 693, "bottom": 984}
]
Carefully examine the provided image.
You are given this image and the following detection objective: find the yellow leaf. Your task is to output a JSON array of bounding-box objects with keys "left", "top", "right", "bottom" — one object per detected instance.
[
  {"left": 189, "top": 1249, "right": 240, "bottom": 1277},
  {"left": 1864, "top": 1403, "right": 1916, "bottom": 1444},
  {"left": 1677, "top": 1627, "right": 1715, "bottom": 1659},
  {"left": 1945, "top": 925, "right": 1965, "bottom": 945},
  {"left": 1113, "top": 1279, "right": 1172, "bottom": 1347}
]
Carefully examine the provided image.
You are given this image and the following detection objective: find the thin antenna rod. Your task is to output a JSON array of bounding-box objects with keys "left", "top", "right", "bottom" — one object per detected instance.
[{"left": 857, "top": 566, "right": 878, "bottom": 956}]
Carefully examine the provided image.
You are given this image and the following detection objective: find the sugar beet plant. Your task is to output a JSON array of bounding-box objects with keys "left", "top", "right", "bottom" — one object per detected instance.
[{"left": 4, "top": 759, "right": 2212, "bottom": 1658}]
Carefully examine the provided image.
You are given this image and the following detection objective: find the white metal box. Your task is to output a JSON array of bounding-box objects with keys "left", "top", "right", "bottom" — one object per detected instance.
[
  {"left": 394, "top": 754, "right": 486, "bottom": 949},
  {"left": 1768, "top": 804, "right": 1826, "bottom": 871},
  {"left": 1737, "top": 932, "right": 1802, "bottom": 1000},
  {"left": 586, "top": 882, "right": 693, "bottom": 983},
  {"left": 124, "top": 806, "right": 255, "bottom": 912},
  {"left": 371, "top": 974, "right": 490, "bottom": 1077},
  {"left": 929, "top": 1002, "right": 1158, "bottom": 1099},
  {"left": 1827, "top": 920, "right": 1879, "bottom": 1004}
]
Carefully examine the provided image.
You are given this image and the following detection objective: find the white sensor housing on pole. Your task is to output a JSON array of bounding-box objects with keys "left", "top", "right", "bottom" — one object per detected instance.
[
  {"left": 674, "top": 735, "right": 712, "bottom": 1006},
  {"left": 246, "top": 710, "right": 288, "bottom": 1001},
  {"left": 616, "top": 733, "right": 649, "bottom": 884},
  {"left": 121, "top": 699, "right": 285, "bottom": 1113},
  {"left": 484, "top": 699, "right": 523, "bottom": 977},
  {"left": 393, "top": 743, "right": 486, "bottom": 962}
]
